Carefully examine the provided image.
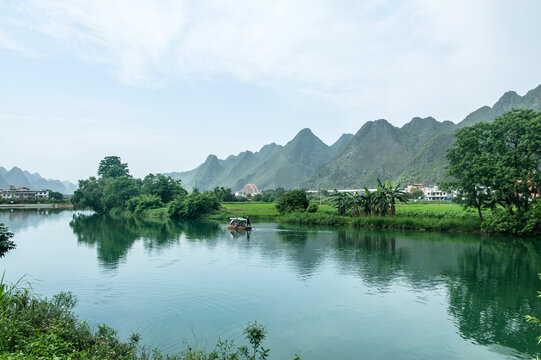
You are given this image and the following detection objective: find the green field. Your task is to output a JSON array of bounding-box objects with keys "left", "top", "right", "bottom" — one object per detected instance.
[{"left": 204, "top": 201, "right": 484, "bottom": 233}]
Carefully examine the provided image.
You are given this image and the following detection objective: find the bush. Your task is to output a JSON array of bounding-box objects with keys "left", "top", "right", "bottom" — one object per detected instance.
[
  {"left": 276, "top": 190, "right": 309, "bottom": 214},
  {"left": 0, "top": 223, "right": 15, "bottom": 258},
  {"left": 168, "top": 192, "right": 220, "bottom": 219},
  {"left": 126, "top": 194, "right": 164, "bottom": 215},
  {"left": 306, "top": 203, "right": 318, "bottom": 213},
  {"left": 482, "top": 201, "right": 541, "bottom": 236}
]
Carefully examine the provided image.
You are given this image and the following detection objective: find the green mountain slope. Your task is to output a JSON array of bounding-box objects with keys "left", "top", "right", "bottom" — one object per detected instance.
[{"left": 167, "top": 83, "right": 541, "bottom": 190}]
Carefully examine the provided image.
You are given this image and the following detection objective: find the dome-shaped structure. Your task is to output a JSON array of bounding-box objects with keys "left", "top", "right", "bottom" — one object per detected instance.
[{"left": 242, "top": 183, "right": 260, "bottom": 196}]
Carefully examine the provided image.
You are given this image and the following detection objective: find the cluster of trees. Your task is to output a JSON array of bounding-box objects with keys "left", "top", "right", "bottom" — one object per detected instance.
[
  {"left": 331, "top": 179, "right": 408, "bottom": 217},
  {"left": 72, "top": 156, "right": 220, "bottom": 218},
  {"left": 447, "top": 109, "right": 541, "bottom": 235}
]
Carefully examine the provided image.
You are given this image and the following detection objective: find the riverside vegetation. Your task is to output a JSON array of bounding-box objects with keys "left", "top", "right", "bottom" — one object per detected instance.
[{"left": 71, "top": 109, "right": 540, "bottom": 237}]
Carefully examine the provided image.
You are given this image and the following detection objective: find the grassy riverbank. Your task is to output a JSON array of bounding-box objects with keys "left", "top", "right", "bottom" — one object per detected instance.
[
  {"left": 111, "top": 201, "right": 485, "bottom": 233},
  {"left": 209, "top": 202, "right": 483, "bottom": 233}
]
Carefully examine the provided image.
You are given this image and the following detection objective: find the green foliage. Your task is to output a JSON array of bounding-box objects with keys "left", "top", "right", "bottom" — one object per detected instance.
[
  {"left": 0, "top": 224, "right": 15, "bottom": 258},
  {"left": 330, "top": 179, "right": 408, "bottom": 218},
  {"left": 447, "top": 109, "right": 541, "bottom": 225},
  {"left": 276, "top": 190, "right": 309, "bottom": 214},
  {"left": 408, "top": 189, "right": 424, "bottom": 200},
  {"left": 168, "top": 192, "right": 220, "bottom": 219},
  {"left": 306, "top": 203, "right": 318, "bottom": 213},
  {"left": 72, "top": 176, "right": 106, "bottom": 213},
  {"left": 98, "top": 155, "right": 130, "bottom": 179},
  {"left": 48, "top": 190, "right": 64, "bottom": 200},
  {"left": 482, "top": 200, "right": 541, "bottom": 236},
  {"left": 103, "top": 177, "right": 141, "bottom": 211},
  {"left": 142, "top": 174, "right": 187, "bottom": 203},
  {"left": 126, "top": 194, "right": 164, "bottom": 215},
  {"left": 212, "top": 187, "right": 235, "bottom": 202}
]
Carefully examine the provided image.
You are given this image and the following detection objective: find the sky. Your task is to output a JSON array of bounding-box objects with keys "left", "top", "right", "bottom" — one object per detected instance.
[{"left": 1, "top": 0, "right": 541, "bottom": 182}]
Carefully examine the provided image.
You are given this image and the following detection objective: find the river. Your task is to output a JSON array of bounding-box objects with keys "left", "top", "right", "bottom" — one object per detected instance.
[{"left": 1, "top": 209, "right": 540, "bottom": 359}]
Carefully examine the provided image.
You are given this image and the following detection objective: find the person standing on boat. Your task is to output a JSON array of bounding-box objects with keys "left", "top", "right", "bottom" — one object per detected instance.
[{"left": 246, "top": 215, "right": 251, "bottom": 226}]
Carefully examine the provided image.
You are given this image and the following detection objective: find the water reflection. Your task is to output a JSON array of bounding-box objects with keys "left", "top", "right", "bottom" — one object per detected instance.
[
  {"left": 445, "top": 238, "right": 541, "bottom": 355},
  {"left": 69, "top": 213, "right": 220, "bottom": 269},
  {"left": 59, "top": 213, "right": 541, "bottom": 357}
]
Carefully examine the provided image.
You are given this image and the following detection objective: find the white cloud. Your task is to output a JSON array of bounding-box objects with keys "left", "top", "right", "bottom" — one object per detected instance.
[{"left": 1, "top": 0, "right": 540, "bottom": 123}]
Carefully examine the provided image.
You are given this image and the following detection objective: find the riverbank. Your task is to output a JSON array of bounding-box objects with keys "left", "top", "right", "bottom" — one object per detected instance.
[
  {"left": 93, "top": 202, "right": 490, "bottom": 234},
  {"left": 0, "top": 203, "right": 73, "bottom": 209}
]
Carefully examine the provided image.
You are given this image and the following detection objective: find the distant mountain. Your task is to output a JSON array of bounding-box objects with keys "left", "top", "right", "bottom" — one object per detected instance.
[
  {"left": 166, "top": 83, "right": 541, "bottom": 190},
  {"left": 0, "top": 167, "right": 77, "bottom": 194},
  {"left": 459, "top": 84, "right": 541, "bottom": 127},
  {"left": 165, "top": 130, "right": 353, "bottom": 191}
]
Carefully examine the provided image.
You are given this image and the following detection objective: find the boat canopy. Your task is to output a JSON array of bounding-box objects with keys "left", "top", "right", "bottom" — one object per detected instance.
[{"left": 230, "top": 217, "right": 247, "bottom": 221}]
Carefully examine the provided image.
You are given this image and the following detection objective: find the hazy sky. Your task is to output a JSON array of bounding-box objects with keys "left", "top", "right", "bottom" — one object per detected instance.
[{"left": 1, "top": 0, "right": 541, "bottom": 182}]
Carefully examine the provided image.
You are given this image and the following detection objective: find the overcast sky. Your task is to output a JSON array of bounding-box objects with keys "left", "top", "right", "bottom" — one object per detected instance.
[{"left": 1, "top": 0, "right": 541, "bottom": 182}]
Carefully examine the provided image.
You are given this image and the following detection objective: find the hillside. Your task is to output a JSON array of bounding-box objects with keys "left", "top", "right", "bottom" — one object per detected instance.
[
  {"left": 166, "top": 83, "right": 541, "bottom": 190},
  {"left": 0, "top": 167, "right": 77, "bottom": 194}
]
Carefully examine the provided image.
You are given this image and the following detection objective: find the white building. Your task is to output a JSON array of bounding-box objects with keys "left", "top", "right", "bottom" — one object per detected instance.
[
  {"left": 1, "top": 186, "right": 49, "bottom": 200},
  {"left": 423, "top": 186, "right": 452, "bottom": 201}
]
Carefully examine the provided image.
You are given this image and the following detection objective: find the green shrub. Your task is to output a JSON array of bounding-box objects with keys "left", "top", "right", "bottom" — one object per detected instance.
[
  {"left": 168, "top": 192, "right": 220, "bottom": 219},
  {"left": 126, "top": 194, "right": 164, "bottom": 215},
  {"left": 306, "top": 203, "right": 318, "bottom": 213},
  {"left": 276, "top": 190, "right": 309, "bottom": 214}
]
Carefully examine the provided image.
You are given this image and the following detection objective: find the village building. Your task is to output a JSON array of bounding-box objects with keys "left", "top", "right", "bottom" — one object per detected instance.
[{"left": 0, "top": 186, "right": 49, "bottom": 200}]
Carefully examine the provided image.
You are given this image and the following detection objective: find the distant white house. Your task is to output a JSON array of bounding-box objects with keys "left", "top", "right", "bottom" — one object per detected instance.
[
  {"left": 422, "top": 186, "right": 453, "bottom": 201},
  {"left": 1, "top": 186, "right": 49, "bottom": 200}
]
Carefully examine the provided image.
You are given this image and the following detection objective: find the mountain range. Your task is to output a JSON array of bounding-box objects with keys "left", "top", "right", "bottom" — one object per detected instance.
[
  {"left": 166, "top": 83, "right": 541, "bottom": 191},
  {"left": 0, "top": 167, "right": 77, "bottom": 194}
]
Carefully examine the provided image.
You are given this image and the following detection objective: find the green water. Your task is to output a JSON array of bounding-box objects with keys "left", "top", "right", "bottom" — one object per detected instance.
[{"left": 1, "top": 209, "right": 541, "bottom": 359}]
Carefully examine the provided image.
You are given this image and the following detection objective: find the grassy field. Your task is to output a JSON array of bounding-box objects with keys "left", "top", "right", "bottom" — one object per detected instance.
[{"left": 206, "top": 202, "right": 280, "bottom": 220}]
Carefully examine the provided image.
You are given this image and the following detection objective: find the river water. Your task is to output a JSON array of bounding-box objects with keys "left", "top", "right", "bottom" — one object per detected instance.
[{"left": 1, "top": 209, "right": 540, "bottom": 359}]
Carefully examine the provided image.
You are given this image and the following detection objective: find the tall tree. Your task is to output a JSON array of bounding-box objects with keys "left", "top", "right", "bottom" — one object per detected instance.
[
  {"left": 447, "top": 109, "right": 541, "bottom": 220},
  {"left": 98, "top": 156, "right": 130, "bottom": 178}
]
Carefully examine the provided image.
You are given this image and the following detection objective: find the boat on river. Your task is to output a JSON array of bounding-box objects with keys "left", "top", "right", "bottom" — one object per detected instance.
[{"left": 227, "top": 217, "right": 252, "bottom": 230}]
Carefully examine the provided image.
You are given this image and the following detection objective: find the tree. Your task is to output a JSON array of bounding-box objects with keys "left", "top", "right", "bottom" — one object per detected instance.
[
  {"left": 0, "top": 223, "right": 15, "bottom": 257},
  {"left": 102, "top": 177, "right": 141, "bottom": 211},
  {"left": 385, "top": 181, "right": 408, "bottom": 216},
  {"left": 98, "top": 156, "right": 130, "bottom": 178},
  {"left": 275, "top": 190, "right": 309, "bottom": 214},
  {"left": 212, "top": 186, "right": 235, "bottom": 202},
  {"left": 71, "top": 177, "right": 105, "bottom": 213},
  {"left": 167, "top": 192, "right": 220, "bottom": 218},
  {"left": 142, "top": 174, "right": 187, "bottom": 203},
  {"left": 447, "top": 109, "right": 541, "bottom": 221},
  {"left": 49, "top": 191, "right": 64, "bottom": 200}
]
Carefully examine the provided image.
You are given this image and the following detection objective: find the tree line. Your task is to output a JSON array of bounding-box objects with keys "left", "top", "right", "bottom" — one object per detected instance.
[{"left": 71, "top": 156, "right": 220, "bottom": 218}]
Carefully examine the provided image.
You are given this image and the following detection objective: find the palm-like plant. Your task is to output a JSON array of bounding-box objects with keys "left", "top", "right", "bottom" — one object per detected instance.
[{"left": 386, "top": 183, "right": 408, "bottom": 216}]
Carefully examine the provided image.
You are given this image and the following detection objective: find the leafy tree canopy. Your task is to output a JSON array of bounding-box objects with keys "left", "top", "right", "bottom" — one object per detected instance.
[
  {"left": 98, "top": 156, "right": 130, "bottom": 179},
  {"left": 276, "top": 190, "right": 309, "bottom": 214},
  {"left": 447, "top": 109, "right": 541, "bottom": 220}
]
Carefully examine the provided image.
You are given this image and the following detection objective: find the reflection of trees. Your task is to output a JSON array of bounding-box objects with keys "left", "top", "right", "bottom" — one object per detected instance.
[
  {"left": 69, "top": 214, "right": 219, "bottom": 269},
  {"left": 445, "top": 238, "right": 541, "bottom": 356},
  {"left": 334, "top": 230, "right": 407, "bottom": 286}
]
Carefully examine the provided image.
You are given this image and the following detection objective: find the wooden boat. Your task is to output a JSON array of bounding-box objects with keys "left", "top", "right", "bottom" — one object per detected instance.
[{"left": 226, "top": 217, "right": 252, "bottom": 230}]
